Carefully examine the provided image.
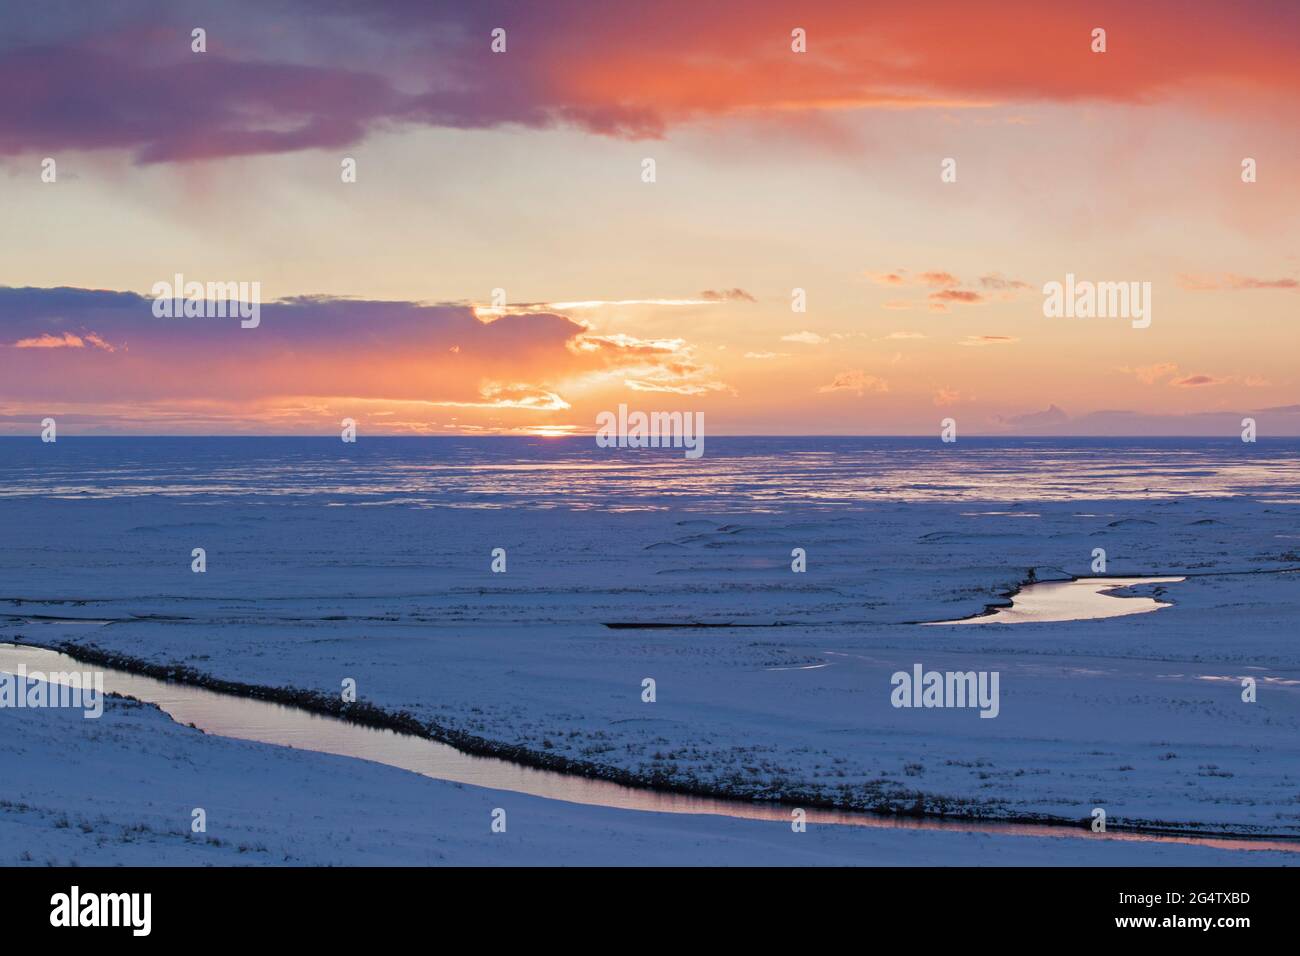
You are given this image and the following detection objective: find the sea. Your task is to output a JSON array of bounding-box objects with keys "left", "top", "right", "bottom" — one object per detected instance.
[{"left": 1, "top": 436, "right": 1297, "bottom": 510}]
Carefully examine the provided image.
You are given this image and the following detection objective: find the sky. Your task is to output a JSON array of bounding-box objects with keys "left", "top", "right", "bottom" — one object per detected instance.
[{"left": 1, "top": 0, "right": 1298, "bottom": 436}]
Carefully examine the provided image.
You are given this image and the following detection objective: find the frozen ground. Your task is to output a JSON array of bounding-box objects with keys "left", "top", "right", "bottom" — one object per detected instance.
[
  {"left": 1, "top": 693, "right": 1293, "bottom": 866},
  {"left": 2, "top": 487, "right": 1298, "bottom": 862}
]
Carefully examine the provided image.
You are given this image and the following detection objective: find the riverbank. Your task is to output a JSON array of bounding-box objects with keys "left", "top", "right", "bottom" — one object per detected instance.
[
  {"left": 3, "top": 687, "right": 1295, "bottom": 867},
  {"left": 9, "top": 637, "right": 1297, "bottom": 852}
]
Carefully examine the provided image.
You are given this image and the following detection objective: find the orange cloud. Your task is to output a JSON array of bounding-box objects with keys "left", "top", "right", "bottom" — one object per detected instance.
[
  {"left": 867, "top": 271, "right": 910, "bottom": 286},
  {"left": 699, "top": 288, "right": 756, "bottom": 302},
  {"left": 877, "top": 271, "right": 1029, "bottom": 309},
  {"left": 1179, "top": 273, "right": 1299, "bottom": 291},
  {"left": 818, "top": 370, "right": 889, "bottom": 395},
  {"left": 432, "top": 383, "right": 571, "bottom": 411},
  {"left": 978, "top": 273, "right": 1032, "bottom": 291},
  {"left": 555, "top": 1, "right": 1300, "bottom": 135},
  {"left": 1225, "top": 275, "right": 1298, "bottom": 290},
  {"left": 11, "top": 330, "right": 118, "bottom": 351},
  {"left": 5, "top": 2, "right": 1297, "bottom": 167},
  {"left": 0, "top": 289, "right": 725, "bottom": 420},
  {"left": 782, "top": 331, "right": 828, "bottom": 345},
  {"left": 13, "top": 332, "right": 85, "bottom": 349},
  {"left": 931, "top": 290, "right": 985, "bottom": 305},
  {"left": 918, "top": 271, "right": 960, "bottom": 288},
  {"left": 1125, "top": 362, "right": 1179, "bottom": 384}
]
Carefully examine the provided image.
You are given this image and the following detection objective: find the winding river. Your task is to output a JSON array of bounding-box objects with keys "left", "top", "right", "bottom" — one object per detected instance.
[
  {"left": 923, "top": 576, "right": 1186, "bottom": 625},
  {"left": 0, "top": 639, "right": 1293, "bottom": 854}
]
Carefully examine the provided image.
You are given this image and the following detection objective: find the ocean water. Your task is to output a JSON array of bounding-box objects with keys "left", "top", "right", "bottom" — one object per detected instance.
[{"left": 0, "top": 436, "right": 1297, "bottom": 509}]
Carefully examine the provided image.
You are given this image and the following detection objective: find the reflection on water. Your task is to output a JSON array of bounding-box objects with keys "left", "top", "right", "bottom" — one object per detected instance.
[
  {"left": 1, "top": 437, "right": 1298, "bottom": 508},
  {"left": 925, "top": 576, "right": 1187, "bottom": 626},
  {"left": 0, "top": 642, "right": 1293, "bottom": 853}
]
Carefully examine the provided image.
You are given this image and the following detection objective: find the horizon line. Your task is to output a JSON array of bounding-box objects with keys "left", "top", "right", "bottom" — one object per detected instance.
[{"left": 0, "top": 434, "right": 1292, "bottom": 441}]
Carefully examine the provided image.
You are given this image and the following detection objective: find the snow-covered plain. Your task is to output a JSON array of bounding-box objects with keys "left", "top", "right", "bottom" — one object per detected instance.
[
  {"left": 3, "top": 693, "right": 1292, "bottom": 866},
  {"left": 0, "top": 438, "right": 1297, "bottom": 864}
]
